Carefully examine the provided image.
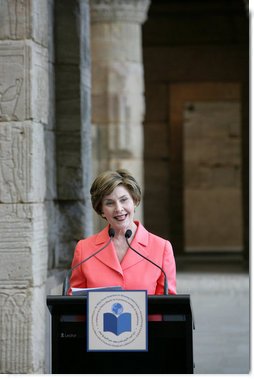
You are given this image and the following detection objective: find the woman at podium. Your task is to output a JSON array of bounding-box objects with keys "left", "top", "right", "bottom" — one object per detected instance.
[{"left": 68, "top": 169, "right": 176, "bottom": 296}]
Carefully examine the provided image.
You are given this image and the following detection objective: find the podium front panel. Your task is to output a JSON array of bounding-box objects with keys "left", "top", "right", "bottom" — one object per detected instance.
[{"left": 47, "top": 295, "right": 194, "bottom": 374}]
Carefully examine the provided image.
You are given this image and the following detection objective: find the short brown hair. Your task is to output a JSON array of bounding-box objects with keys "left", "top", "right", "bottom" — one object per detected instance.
[{"left": 90, "top": 169, "right": 142, "bottom": 216}]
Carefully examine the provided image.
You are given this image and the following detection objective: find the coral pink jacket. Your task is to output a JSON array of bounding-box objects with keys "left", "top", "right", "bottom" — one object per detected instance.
[{"left": 69, "top": 221, "right": 176, "bottom": 295}]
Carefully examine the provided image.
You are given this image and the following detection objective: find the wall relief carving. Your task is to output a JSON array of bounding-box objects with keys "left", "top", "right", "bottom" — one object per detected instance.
[{"left": 0, "top": 78, "right": 23, "bottom": 121}]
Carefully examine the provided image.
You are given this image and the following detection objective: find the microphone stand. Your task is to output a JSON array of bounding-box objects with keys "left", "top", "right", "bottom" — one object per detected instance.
[
  {"left": 62, "top": 229, "right": 115, "bottom": 295},
  {"left": 125, "top": 231, "right": 169, "bottom": 295}
]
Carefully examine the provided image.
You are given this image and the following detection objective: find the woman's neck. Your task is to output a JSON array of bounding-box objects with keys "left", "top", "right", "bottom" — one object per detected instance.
[
  {"left": 113, "top": 222, "right": 137, "bottom": 240},
  {"left": 112, "top": 222, "right": 138, "bottom": 262}
]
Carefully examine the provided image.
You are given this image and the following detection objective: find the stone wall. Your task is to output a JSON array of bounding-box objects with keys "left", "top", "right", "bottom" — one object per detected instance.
[
  {"left": 0, "top": 0, "right": 49, "bottom": 373},
  {"left": 0, "top": 0, "right": 93, "bottom": 372},
  {"left": 183, "top": 100, "right": 243, "bottom": 251}
]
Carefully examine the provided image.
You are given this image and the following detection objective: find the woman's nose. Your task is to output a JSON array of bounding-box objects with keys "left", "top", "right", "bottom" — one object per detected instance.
[{"left": 115, "top": 201, "right": 122, "bottom": 211}]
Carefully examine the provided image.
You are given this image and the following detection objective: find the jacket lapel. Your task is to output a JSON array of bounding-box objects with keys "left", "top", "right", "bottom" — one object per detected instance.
[
  {"left": 121, "top": 222, "right": 149, "bottom": 270},
  {"left": 94, "top": 226, "right": 123, "bottom": 275}
]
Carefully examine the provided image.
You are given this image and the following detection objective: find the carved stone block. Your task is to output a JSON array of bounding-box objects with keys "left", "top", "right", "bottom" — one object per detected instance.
[
  {"left": 0, "top": 0, "right": 48, "bottom": 47},
  {"left": 0, "top": 41, "right": 48, "bottom": 123},
  {"left": 0, "top": 286, "right": 46, "bottom": 373},
  {"left": 0, "top": 122, "right": 46, "bottom": 203},
  {"left": 90, "top": 0, "right": 150, "bottom": 24},
  {"left": 0, "top": 201, "right": 48, "bottom": 373},
  {"left": 0, "top": 203, "right": 48, "bottom": 286}
]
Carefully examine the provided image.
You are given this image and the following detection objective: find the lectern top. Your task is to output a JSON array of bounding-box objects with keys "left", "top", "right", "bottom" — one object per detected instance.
[{"left": 47, "top": 294, "right": 192, "bottom": 316}]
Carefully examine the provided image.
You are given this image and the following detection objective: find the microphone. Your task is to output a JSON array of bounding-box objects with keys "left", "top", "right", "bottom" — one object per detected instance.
[
  {"left": 125, "top": 229, "right": 169, "bottom": 295},
  {"left": 62, "top": 228, "right": 115, "bottom": 295}
]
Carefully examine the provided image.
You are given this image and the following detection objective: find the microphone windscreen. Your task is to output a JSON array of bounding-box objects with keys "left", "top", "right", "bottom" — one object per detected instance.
[
  {"left": 125, "top": 229, "right": 132, "bottom": 239},
  {"left": 108, "top": 228, "right": 115, "bottom": 237}
]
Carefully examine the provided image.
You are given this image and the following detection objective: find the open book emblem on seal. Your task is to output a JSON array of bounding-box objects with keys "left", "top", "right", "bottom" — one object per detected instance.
[{"left": 103, "top": 303, "right": 131, "bottom": 336}]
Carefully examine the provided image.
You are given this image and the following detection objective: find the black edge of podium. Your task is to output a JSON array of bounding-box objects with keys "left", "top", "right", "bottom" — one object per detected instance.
[{"left": 47, "top": 294, "right": 194, "bottom": 374}]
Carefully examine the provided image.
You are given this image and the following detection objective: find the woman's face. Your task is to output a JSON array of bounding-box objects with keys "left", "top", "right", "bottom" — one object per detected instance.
[{"left": 101, "top": 185, "right": 136, "bottom": 233}]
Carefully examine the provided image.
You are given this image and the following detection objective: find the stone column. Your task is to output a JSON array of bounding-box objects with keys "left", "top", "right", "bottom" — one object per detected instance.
[
  {"left": 90, "top": 0, "right": 150, "bottom": 226},
  {"left": 54, "top": 0, "right": 93, "bottom": 266},
  {"left": 0, "top": 0, "right": 49, "bottom": 373}
]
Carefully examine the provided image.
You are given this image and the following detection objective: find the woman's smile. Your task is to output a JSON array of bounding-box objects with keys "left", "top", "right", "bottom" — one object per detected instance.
[{"left": 114, "top": 213, "right": 127, "bottom": 221}]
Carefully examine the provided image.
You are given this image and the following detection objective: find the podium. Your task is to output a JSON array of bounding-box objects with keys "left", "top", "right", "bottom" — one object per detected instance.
[{"left": 47, "top": 294, "right": 194, "bottom": 374}]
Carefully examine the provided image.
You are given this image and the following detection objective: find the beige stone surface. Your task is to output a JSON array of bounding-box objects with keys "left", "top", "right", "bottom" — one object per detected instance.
[
  {"left": 0, "top": 202, "right": 48, "bottom": 373},
  {"left": 183, "top": 101, "right": 243, "bottom": 251},
  {"left": 184, "top": 188, "right": 243, "bottom": 251},
  {"left": 0, "top": 286, "right": 46, "bottom": 373},
  {"left": 0, "top": 203, "right": 48, "bottom": 285},
  {"left": 91, "top": 23, "right": 142, "bottom": 62},
  {"left": 0, "top": 41, "right": 48, "bottom": 123},
  {"left": 90, "top": 0, "right": 150, "bottom": 24},
  {"left": 90, "top": 1, "right": 149, "bottom": 216},
  {"left": 0, "top": 0, "right": 50, "bottom": 373},
  {"left": 0, "top": 122, "right": 45, "bottom": 203},
  {"left": 0, "top": 0, "right": 48, "bottom": 46}
]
